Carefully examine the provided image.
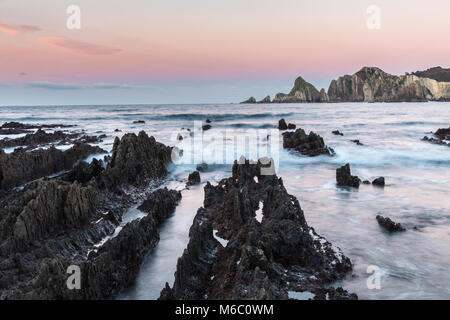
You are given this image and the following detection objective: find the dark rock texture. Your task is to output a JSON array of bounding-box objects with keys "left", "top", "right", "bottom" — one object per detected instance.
[
  {"left": 283, "top": 129, "right": 334, "bottom": 157},
  {"left": 0, "top": 129, "right": 78, "bottom": 149},
  {"left": 160, "top": 159, "right": 355, "bottom": 300},
  {"left": 372, "top": 177, "right": 385, "bottom": 186},
  {"left": 351, "top": 139, "right": 364, "bottom": 146},
  {"left": 422, "top": 127, "right": 450, "bottom": 146},
  {"left": 202, "top": 125, "right": 212, "bottom": 131},
  {"left": 332, "top": 130, "right": 344, "bottom": 136},
  {"left": 336, "top": 164, "right": 360, "bottom": 188},
  {"left": 376, "top": 215, "right": 406, "bottom": 232},
  {"left": 103, "top": 131, "right": 172, "bottom": 188},
  {"left": 0, "top": 142, "right": 106, "bottom": 190},
  {"left": 1, "top": 122, "right": 75, "bottom": 130},
  {"left": 0, "top": 133, "right": 179, "bottom": 300},
  {"left": 187, "top": 171, "right": 201, "bottom": 186},
  {"left": 287, "top": 123, "right": 296, "bottom": 130},
  {"left": 412, "top": 66, "right": 450, "bottom": 82},
  {"left": 133, "top": 120, "right": 146, "bottom": 124},
  {"left": 278, "top": 119, "right": 288, "bottom": 130},
  {"left": 196, "top": 163, "right": 209, "bottom": 172}
]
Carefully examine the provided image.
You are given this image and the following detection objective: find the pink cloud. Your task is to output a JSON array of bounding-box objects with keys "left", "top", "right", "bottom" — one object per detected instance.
[
  {"left": 0, "top": 23, "right": 41, "bottom": 35},
  {"left": 37, "top": 37, "right": 122, "bottom": 55}
]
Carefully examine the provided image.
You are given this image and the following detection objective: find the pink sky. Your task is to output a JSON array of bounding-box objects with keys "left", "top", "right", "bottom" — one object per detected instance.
[{"left": 1, "top": 0, "right": 450, "bottom": 104}]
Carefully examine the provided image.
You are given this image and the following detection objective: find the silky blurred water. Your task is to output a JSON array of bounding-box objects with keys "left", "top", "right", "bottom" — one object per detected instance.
[{"left": 1, "top": 102, "right": 449, "bottom": 300}]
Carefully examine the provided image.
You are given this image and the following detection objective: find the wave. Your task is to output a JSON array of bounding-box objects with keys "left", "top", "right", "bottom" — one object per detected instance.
[
  {"left": 145, "top": 112, "right": 295, "bottom": 122},
  {"left": 386, "top": 121, "right": 445, "bottom": 126}
]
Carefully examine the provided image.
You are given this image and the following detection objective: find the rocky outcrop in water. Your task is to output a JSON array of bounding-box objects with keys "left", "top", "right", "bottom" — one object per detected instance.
[
  {"left": 372, "top": 177, "right": 385, "bottom": 186},
  {"left": 1, "top": 122, "right": 75, "bottom": 130},
  {"left": 257, "top": 96, "right": 271, "bottom": 103},
  {"left": 0, "top": 142, "right": 106, "bottom": 190},
  {"left": 0, "top": 129, "right": 79, "bottom": 149},
  {"left": 376, "top": 215, "right": 406, "bottom": 232},
  {"left": 336, "top": 164, "right": 360, "bottom": 188},
  {"left": 102, "top": 131, "right": 172, "bottom": 188},
  {"left": 273, "top": 76, "right": 328, "bottom": 103},
  {"left": 283, "top": 129, "right": 334, "bottom": 157},
  {"left": 423, "top": 127, "right": 450, "bottom": 146},
  {"left": 160, "top": 158, "right": 355, "bottom": 300},
  {"left": 240, "top": 97, "right": 256, "bottom": 104},
  {"left": 242, "top": 66, "right": 450, "bottom": 103},
  {"left": 332, "top": 130, "right": 344, "bottom": 136},
  {"left": 278, "top": 119, "right": 288, "bottom": 130},
  {"left": 187, "top": 171, "right": 201, "bottom": 186}
]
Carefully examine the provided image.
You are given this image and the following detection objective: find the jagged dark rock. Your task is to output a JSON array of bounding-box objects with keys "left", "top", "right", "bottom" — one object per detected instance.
[
  {"left": 1, "top": 122, "right": 75, "bottom": 130},
  {"left": 240, "top": 97, "right": 256, "bottom": 104},
  {"left": 287, "top": 123, "right": 296, "bottom": 130},
  {"left": 102, "top": 131, "right": 172, "bottom": 188},
  {"left": 205, "top": 119, "right": 212, "bottom": 123},
  {"left": 0, "top": 143, "right": 106, "bottom": 190},
  {"left": 332, "top": 130, "right": 344, "bottom": 136},
  {"left": 283, "top": 129, "right": 334, "bottom": 157},
  {"left": 434, "top": 127, "right": 450, "bottom": 140},
  {"left": 336, "top": 164, "right": 360, "bottom": 188},
  {"left": 278, "top": 119, "right": 288, "bottom": 130},
  {"left": 372, "top": 177, "right": 385, "bottom": 186},
  {"left": 412, "top": 66, "right": 450, "bottom": 82},
  {"left": 160, "top": 158, "right": 355, "bottom": 300},
  {"left": 376, "top": 215, "right": 406, "bottom": 232},
  {"left": 273, "top": 76, "right": 323, "bottom": 103},
  {"left": 202, "top": 125, "right": 212, "bottom": 131},
  {"left": 0, "top": 133, "right": 179, "bottom": 299},
  {"left": 0, "top": 129, "right": 77, "bottom": 149},
  {"left": 133, "top": 120, "right": 145, "bottom": 124},
  {"left": 187, "top": 171, "right": 201, "bottom": 186}
]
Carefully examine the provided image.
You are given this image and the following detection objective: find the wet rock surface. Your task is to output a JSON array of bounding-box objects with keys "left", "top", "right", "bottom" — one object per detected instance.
[
  {"left": 278, "top": 119, "right": 288, "bottom": 130},
  {"left": 0, "top": 131, "right": 179, "bottom": 299},
  {"left": 376, "top": 215, "right": 406, "bottom": 232},
  {"left": 372, "top": 177, "right": 385, "bottom": 186},
  {"left": 0, "top": 142, "right": 107, "bottom": 190},
  {"left": 423, "top": 127, "right": 450, "bottom": 146},
  {"left": 187, "top": 171, "right": 201, "bottom": 186},
  {"left": 332, "top": 130, "right": 344, "bottom": 136},
  {"left": 336, "top": 164, "right": 360, "bottom": 188},
  {"left": 102, "top": 131, "right": 172, "bottom": 188},
  {"left": 160, "top": 158, "right": 355, "bottom": 300},
  {"left": 283, "top": 129, "right": 334, "bottom": 157}
]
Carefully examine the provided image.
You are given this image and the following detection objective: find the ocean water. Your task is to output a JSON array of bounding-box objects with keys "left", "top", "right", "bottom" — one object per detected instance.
[{"left": 1, "top": 102, "right": 449, "bottom": 300}]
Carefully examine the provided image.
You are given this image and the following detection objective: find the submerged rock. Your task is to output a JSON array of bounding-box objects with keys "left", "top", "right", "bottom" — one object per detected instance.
[
  {"left": 332, "top": 130, "right": 344, "bottom": 136},
  {"left": 283, "top": 129, "right": 334, "bottom": 157},
  {"left": 287, "top": 123, "right": 296, "bottom": 130},
  {"left": 160, "top": 158, "right": 355, "bottom": 300},
  {"left": 434, "top": 127, "right": 450, "bottom": 140},
  {"left": 196, "top": 162, "right": 209, "bottom": 172},
  {"left": 133, "top": 120, "right": 146, "bottom": 124},
  {"left": 187, "top": 171, "right": 201, "bottom": 186},
  {"left": 202, "top": 124, "right": 212, "bottom": 131},
  {"left": 1, "top": 122, "right": 75, "bottom": 130},
  {"left": 351, "top": 139, "right": 364, "bottom": 146},
  {"left": 336, "top": 164, "right": 360, "bottom": 188},
  {"left": 376, "top": 215, "right": 406, "bottom": 232}
]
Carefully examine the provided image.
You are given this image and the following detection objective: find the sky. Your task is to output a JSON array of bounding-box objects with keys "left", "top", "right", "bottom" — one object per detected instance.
[{"left": 1, "top": 0, "right": 450, "bottom": 106}]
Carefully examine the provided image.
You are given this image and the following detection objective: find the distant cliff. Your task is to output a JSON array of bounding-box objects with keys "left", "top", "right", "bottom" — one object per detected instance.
[
  {"left": 412, "top": 67, "right": 450, "bottom": 83},
  {"left": 241, "top": 66, "right": 450, "bottom": 103}
]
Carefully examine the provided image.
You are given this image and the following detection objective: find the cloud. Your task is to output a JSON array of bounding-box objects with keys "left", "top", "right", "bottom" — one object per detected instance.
[
  {"left": 0, "top": 23, "right": 41, "bottom": 35},
  {"left": 37, "top": 37, "right": 122, "bottom": 55},
  {"left": 26, "top": 82, "right": 132, "bottom": 90}
]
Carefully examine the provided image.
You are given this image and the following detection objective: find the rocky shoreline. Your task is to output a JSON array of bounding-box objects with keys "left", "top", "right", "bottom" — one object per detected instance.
[{"left": 0, "top": 128, "right": 180, "bottom": 299}]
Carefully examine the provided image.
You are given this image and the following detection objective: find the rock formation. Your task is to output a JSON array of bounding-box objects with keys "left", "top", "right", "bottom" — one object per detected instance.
[
  {"left": 187, "top": 171, "right": 201, "bottom": 186},
  {"left": 0, "top": 142, "right": 106, "bottom": 190},
  {"left": 257, "top": 96, "right": 271, "bottom": 103},
  {"left": 332, "top": 130, "right": 344, "bottom": 136},
  {"left": 273, "top": 76, "right": 327, "bottom": 103},
  {"left": 283, "top": 129, "right": 334, "bottom": 156},
  {"left": 240, "top": 97, "right": 256, "bottom": 104},
  {"left": 372, "top": 177, "right": 385, "bottom": 186},
  {"left": 412, "top": 66, "right": 450, "bottom": 82},
  {"left": 423, "top": 127, "right": 450, "bottom": 146},
  {"left": 0, "top": 131, "right": 179, "bottom": 299},
  {"left": 160, "top": 159, "right": 356, "bottom": 300},
  {"left": 376, "top": 215, "right": 406, "bottom": 232},
  {"left": 336, "top": 164, "right": 360, "bottom": 188},
  {"left": 328, "top": 67, "right": 450, "bottom": 102},
  {"left": 278, "top": 119, "right": 288, "bottom": 130}
]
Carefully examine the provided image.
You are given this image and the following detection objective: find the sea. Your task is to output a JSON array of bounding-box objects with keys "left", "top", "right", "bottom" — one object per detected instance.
[{"left": 1, "top": 102, "right": 449, "bottom": 300}]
